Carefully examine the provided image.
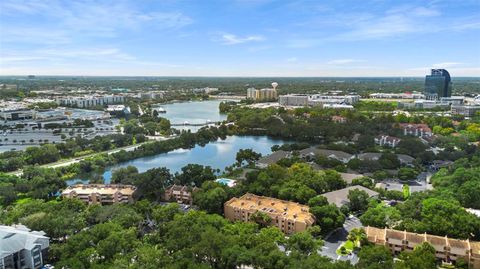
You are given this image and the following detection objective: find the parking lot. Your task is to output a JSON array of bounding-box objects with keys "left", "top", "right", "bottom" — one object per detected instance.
[{"left": 319, "top": 216, "right": 362, "bottom": 264}]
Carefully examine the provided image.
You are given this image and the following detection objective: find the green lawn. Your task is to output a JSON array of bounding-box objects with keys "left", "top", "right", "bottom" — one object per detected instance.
[{"left": 336, "top": 240, "right": 356, "bottom": 256}]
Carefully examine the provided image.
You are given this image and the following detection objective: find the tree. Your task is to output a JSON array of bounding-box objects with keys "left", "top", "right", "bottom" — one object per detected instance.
[
  {"left": 348, "top": 189, "right": 370, "bottom": 212},
  {"left": 397, "top": 138, "right": 427, "bottom": 157},
  {"left": 309, "top": 204, "right": 345, "bottom": 234},
  {"left": 193, "top": 181, "right": 229, "bottom": 214},
  {"left": 395, "top": 242, "right": 437, "bottom": 269},
  {"left": 323, "top": 170, "right": 347, "bottom": 191},
  {"left": 111, "top": 166, "right": 139, "bottom": 185},
  {"left": 379, "top": 153, "right": 401, "bottom": 169},
  {"left": 236, "top": 149, "right": 261, "bottom": 166},
  {"left": 398, "top": 167, "right": 418, "bottom": 182},
  {"left": 347, "top": 228, "right": 367, "bottom": 246},
  {"left": 360, "top": 204, "right": 401, "bottom": 228},
  {"left": 249, "top": 211, "right": 272, "bottom": 228},
  {"left": 135, "top": 167, "right": 172, "bottom": 201},
  {"left": 285, "top": 231, "right": 321, "bottom": 255},
  {"left": 357, "top": 245, "right": 394, "bottom": 269},
  {"left": 175, "top": 164, "right": 216, "bottom": 187},
  {"left": 25, "top": 144, "right": 60, "bottom": 165}
]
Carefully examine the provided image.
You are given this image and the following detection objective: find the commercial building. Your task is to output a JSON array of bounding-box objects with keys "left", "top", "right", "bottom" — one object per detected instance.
[
  {"left": 0, "top": 109, "right": 34, "bottom": 121},
  {"left": 375, "top": 135, "right": 401, "bottom": 148},
  {"left": 56, "top": 95, "right": 125, "bottom": 108},
  {"left": 278, "top": 94, "right": 359, "bottom": 107},
  {"left": 279, "top": 94, "right": 309, "bottom": 106},
  {"left": 0, "top": 225, "right": 49, "bottom": 269},
  {"left": 162, "top": 184, "right": 199, "bottom": 205},
  {"left": 424, "top": 69, "right": 452, "bottom": 100},
  {"left": 62, "top": 184, "right": 136, "bottom": 205},
  {"left": 247, "top": 88, "right": 278, "bottom": 101},
  {"left": 308, "top": 94, "right": 360, "bottom": 106},
  {"left": 321, "top": 185, "right": 378, "bottom": 208},
  {"left": 369, "top": 92, "right": 425, "bottom": 99},
  {"left": 451, "top": 105, "right": 480, "bottom": 117},
  {"left": 224, "top": 193, "right": 315, "bottom": 234},
  {"left": 365, "top": 226, "right": 480, "bottom": 269}
]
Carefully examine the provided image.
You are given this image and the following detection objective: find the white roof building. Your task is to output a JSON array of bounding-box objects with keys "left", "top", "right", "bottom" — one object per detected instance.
[{"left": 0, "top": 224, "right": 49, "bottom": 269}]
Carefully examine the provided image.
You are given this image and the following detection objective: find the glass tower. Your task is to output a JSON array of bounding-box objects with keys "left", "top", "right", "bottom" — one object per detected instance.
[{"left": 424, "top": 69, "right": 452, "bottom": 100}]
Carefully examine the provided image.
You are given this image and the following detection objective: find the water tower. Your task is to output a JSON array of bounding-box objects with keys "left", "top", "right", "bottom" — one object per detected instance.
[{"left": 271, "top": 82, "right": 278, "bottom": 91}]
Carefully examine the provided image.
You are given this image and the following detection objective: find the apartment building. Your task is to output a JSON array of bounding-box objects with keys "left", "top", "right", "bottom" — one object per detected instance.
[
  {"left": 56, "top": 95, "right": 125, "bottom": 108},
  {"left": 375, "top": 135, "right": 402, "bottom": 148},
  {"left": 0, "top": 225, "right": 49, "bottom": 269},
  {"left": 398, "top": 123, "right": 433, "bottom": 138},
  {"left": 224, "top": 193, "right": 315, "bottom": 234},
  {"left": 162, "top": 184, "right": 199, "bottom": 205},
  {"left": 62, "top": 184, "right": 136, "bottom": 205},
  {"left": 365, "top": 226, "right": 480, "bottom": 269},
  {"left": 246, "top": 88, "right": 278, "bottom": 101}
]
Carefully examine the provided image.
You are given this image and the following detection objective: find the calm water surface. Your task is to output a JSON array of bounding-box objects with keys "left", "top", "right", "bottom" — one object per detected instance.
[
  {"left": 67, "top": 100, "right": 286, "bottom": 184},
  {"left": 158, "top": 100, "right": 229, "bottom": 132}
]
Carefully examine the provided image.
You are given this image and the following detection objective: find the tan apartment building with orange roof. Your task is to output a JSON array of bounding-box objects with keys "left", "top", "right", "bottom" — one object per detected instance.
[
  {"left": 224, "top": 193, "right": 315, "bottom": 234},
  {"left": 62, "top": 184, "right": 136, "bottom": 205},
  {"left": 365, "top": 226, "right": 480, "bottom": 269}
]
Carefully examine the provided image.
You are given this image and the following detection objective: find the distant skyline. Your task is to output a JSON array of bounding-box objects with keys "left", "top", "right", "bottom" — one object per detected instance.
[{"left": 1, "top": 0, "right": 479, "bottom": 77}]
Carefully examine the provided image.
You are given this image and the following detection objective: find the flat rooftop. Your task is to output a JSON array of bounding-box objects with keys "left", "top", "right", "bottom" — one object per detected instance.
[
  {"left": 225, "top": 193, "right": 314, "bottom": 223},
  {"left": 62, "top": 184, "right": 136, "bottom": 196}
]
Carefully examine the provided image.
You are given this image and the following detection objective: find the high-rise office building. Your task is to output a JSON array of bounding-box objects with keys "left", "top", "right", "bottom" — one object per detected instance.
[{"left": 424, "top": 69, "right": 452, "bottom": 100}]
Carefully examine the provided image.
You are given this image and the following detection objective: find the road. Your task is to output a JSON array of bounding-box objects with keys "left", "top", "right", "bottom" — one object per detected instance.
[
  {"left": 8, "top": 136, "right": 173, "bottom": 176},
  {"left": 320, "top": 216, "right": 362, "bottom": 264}
]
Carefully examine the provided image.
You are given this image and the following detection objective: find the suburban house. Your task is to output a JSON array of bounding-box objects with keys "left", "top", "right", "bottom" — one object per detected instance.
[
  {"left": 299, "top": 147, "right": 353, "bottom": 163},
  {"left": 256, "top": 150, "right": 290, "bottom": 168},
  {"left": 357, "top": 153, "right": 414, "bottom": 166},
  {"left": 338, "top": 172, "right": 366, "bottom": 185},
  {"left": 224, "top": 193, "right": 315, "bottom": 234},
  {"left": 365, "top": 226, "right": 480, "bottom": 269},
  {"left": 321, "top": 185, "right": 379, "bottom": 208}
]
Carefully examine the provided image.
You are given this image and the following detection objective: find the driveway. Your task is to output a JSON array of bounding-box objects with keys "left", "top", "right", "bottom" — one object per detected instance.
[{"left": 319, "top": 216, "right": 362, "bottom": 264}]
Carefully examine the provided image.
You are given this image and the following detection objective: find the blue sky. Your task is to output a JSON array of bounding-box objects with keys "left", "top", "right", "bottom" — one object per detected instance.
[{"left": 0, "top": 0, "right": 479, "bottom": 76}]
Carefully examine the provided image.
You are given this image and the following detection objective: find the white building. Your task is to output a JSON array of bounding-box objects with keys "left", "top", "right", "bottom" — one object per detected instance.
[
  {"left": 279, "top": 94, "right": 359, "bottom": 107},
  {"left": 56, "top": 95, "right": 125, "bottom": 108},
  {"left": 375, "top": 135, "right": 401, "bottom": 148},
  {"left": 451, "top": 105, "right": 480, "bottom": 117},
  {"left": 0, "top": 225, "right": 49, "bottom": 269}
]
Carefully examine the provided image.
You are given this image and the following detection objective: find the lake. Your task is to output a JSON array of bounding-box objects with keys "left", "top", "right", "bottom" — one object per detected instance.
[
  {"left": 67, "top": 100, "right": 286, "bottom": 184},
  {"left": 157, "top": 100, "right": 230, "bottom": 132},
  {"left": 68, "top": 135, "right": 286, "bottom": 185}
]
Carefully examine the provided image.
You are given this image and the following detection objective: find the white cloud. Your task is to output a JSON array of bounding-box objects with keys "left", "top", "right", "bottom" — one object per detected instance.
[
  {"left": 220, "top": 33, "right": 265, "bottom": 45},
  {"left": 286, "top": 57, "right": 298, "bottom": 62},
  {"left": 432, "top": 62, "right": 464, "bottom": 68},
  {"left": 327, "top": 59, "right": 364, "bottom": 65}
]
